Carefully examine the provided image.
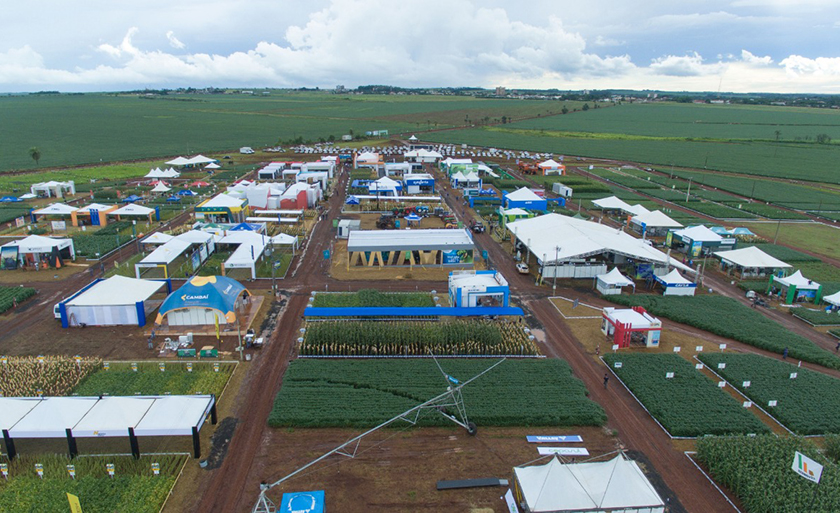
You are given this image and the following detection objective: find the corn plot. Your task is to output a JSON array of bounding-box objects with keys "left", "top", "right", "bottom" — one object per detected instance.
[
  {"left": 699, "top": 353, "right": 840, "bottom": 435},
  {"left": 0, "top": 454, "right": 185, "bottom": 513},
  {"left": 300, "top": 320, "right": 539, "bottom": 356},
  {"left": 0, "top": 356, "right": 101, "bottom": 397},
  {"left": 696, "top": 435, "right": 840, "bottom": 512},
  {"left": 269, "top": 359, "right": 606, "bottom": 428},
  {"left": 603, "top": 353, "right": 769, "bottom": 437}
]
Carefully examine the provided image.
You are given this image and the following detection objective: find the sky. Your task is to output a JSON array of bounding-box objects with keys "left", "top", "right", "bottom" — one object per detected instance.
[{"left": 2, "top": 0, "right": 840, "bottom": 94}]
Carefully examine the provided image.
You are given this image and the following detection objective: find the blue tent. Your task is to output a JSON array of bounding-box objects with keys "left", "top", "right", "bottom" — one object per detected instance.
[
  {"left": 0, "top": 196, "right": 22, "bottom": 202},
  {"left": 122, "top": 195, "right": 143, "bottom": 203},
  {"left": 178, "top": 189, "right": 196, "bottom": 196},
  {"left": 167, "top": 196, "right": 181, "bottom": 202},
  {"left": 345, "top": 196, "right": 360, "bottom": 205},
  {"left": 280, "top": 491, "right": 325, "bottom": 513},
  {"left": 156, "top": 276, "right": 249, "bottom": 324},
  {"left": 229, "top": 222, "right": 263, "bottom": 232}
]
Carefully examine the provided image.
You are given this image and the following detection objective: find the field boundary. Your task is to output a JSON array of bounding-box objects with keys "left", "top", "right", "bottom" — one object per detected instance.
[
  {"left": 160, "top": 454, "right": 190, "bottom": 513},
  {"left": 299, "top": 354, "right": 544, "bottom": 359},
  {"left": 549, "top": 296, "right": 602, "bottom": 319},
  {"left": 683, "top": 452, "right": 742, "bottom": 513},
  {"left": 791, "top": 312, "right": 840, "bottom": 327}
]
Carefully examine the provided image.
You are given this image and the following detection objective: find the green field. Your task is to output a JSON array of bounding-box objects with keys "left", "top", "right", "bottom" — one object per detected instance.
[
  {"left": 424, "top": 102, "right": 840, "bottom": 184},
  {"left": 603, "top": 353, "right": 768, "bottom": 437},
  {"left": 0, "top": 92, "right": 581, "bottom": 172},
  {"left": 741, "top": 222, "right": 840, "bottom": 261},
  {"left": 699, "top": 353, "right": 840, "bottom": 435},
  {"left": 72, "top": 361, "right": 236, "bottom": 397},
  {"left": 269, "top": 359, "right": 606, "bottom": 428}
]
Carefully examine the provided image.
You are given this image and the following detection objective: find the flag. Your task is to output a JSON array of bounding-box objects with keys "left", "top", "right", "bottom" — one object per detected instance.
[
  {"left": 67, "top": 493, "right": 83, "bottom": 513},
  {"left": 215, "top": 314, "right": 220, "bottom": 340}
]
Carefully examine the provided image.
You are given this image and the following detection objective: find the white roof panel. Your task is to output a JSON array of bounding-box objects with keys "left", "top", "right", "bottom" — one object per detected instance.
[
  {"left": 348, "top": 229, "right": 473, "bottom": 252},
  {"left": 775, "top": 270, "right": 820, "bottom": 289},
  {"left": 33, "top": 203, "right": 78, "bottom": 215},
  {"left": 505, "top": 187, "right": 542, "bottom": 202},
  {"left": 674, "top": 225, "right": 722, "bottom": 243},
  {"left": 140, "top": 239, "right": 192, "bottom": 265},
  {"left": 73, "top": 396, "right": 156, "bottom": 437},
  {"left": 714, "top": 246, "right": 791, "bottom": 269},
  {"left": 597, "top": 267, "right": 634, "bottom": 286},
  {"left": 0, "top": 398, "right": 42, "bottom": 431},
  {"left": 112, "top": 204, "right": 154, "bottom": 216},
  {"left": 631, "top": 210, "right": 682, "bottom": 228},
  {"left": 134, "top": 396, "right": 213, "bottom": 436},
  {"left": 8, "top": 397, "right": 99, "bottom": 438},
  {"left": 66, "top": 276, "right": 165, "bottom": 307}
]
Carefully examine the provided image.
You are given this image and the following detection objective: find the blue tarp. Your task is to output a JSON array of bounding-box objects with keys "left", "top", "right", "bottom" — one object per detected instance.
[
  {"left": 345, "top": 196, "right": 360, "bottom": 205},
  {"left": 156, "top": 276, "right": 249, "bottom": 324},
  {"left": 122, "top": 195, "right": 142, "bottom": 203},
  {"left": 229, "top": 222, "right": 263, "bottom": 232},
  {"left": 280, "top": 491, "right": 325, "bottom": 513},
  {"left": 0, "top": 196, "right": 22, "bottom": 202},
  {"left": 178, "top": 189, "right": 196, "bottom": 196},
  {"left": 304, "top": 306, "right": 524, "bottom": 317},
  {"left": 167, "top": 196, "right": 181, "bottom": 202}
]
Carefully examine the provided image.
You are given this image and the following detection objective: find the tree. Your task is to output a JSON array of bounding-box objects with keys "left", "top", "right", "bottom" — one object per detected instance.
[
  {"left": 561, "top": 105, "right": 569, "bottom": 115},
  {"left": 582, "top": 103, "right": 590, "bottom": 111},
  {"left": 501, "top": 116, "right": 507, "bottom": 124},
  {"left": 774, "top": 130, "right": 781, "bottom": 141},
  {"left": 29, "top": 147, "right": 41, "bottom": 166},
  {"left": 816, "top": 133, "right": 832, "bottom": 144}
]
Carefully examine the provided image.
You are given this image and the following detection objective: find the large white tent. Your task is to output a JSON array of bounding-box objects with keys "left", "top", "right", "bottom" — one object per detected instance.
[
  {"left": 58, "top": 275, "right": 167, "bottom": 327},
  {"left": 822, "top": 291, "right": 840, "bottom": 307},
  {"left": 165, "top": 156, "right": 192, "bottom": 166},
  {"left": 655, "top": 269, "right": 697, "bottom": 296},
  {"left": 32, "top": 202, "right": 78, "bottom": 216},
  {"left": 773, "top": 270, "right": 820, "bottom": 291},
  {"left": 1, "top": 234, "right": 75, "bottom": 260},
  {"left": 151, "top": 183, "right": 171, "bottom": 193},
  {"left": 0, "top": 395, "right": 216, "bottom": 458},
  {"left": 714, "top": 246, "right": 791, "bottom": 278},
  {"left": 596, "top": 267, "right": 635, "bottom": 295},
  {"left": 630, "top": 210, "right": 683, "bottom": 236},
  {"left": 142, "top": 232, "right": 175, "bottom": 245},
  {"left": 507, "top": 214, "right": 692, "bottom": 279},
  {"left": 513, "top": 455, "right": 665, "bottom": 513},
  {"left": 111, "top": 204, "right": 155, "bottom": 217},
  {"left": 30, "top": 180, "right": 75, "bottom": 198},
  {"left": 219, "top": 231, "right": 269, "bottom": 279}
]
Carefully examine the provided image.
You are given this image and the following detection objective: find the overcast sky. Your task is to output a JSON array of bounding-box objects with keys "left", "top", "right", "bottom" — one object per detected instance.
[{"left": 2, "top": 0, "right": 840, "bottom": 93}]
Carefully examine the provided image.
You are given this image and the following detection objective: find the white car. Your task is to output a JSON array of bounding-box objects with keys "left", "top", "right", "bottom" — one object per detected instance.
[{"left": 516, "top": 263, "right": 530, "bottom": 274}]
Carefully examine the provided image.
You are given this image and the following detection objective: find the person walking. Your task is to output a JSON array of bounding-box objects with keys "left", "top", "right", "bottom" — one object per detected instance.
[
  {"left": 603, "top": 373, "right": 609, "bottom": 389},
  {"left": 836, "top": 341, "right": 839, "bottom": 353},
  {"left": 783, "top": 347, "right": 788, "bottom": 360}
]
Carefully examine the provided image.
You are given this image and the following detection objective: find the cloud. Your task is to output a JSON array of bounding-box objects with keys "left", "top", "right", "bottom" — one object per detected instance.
[
  {"left": 740, "top": 49, "right": 773, "bottom": 66},
  {"left": 780, "top": 55, "right": 840, "bottom": 76},
  {"left": 649, "top": 52, "right": 721, "bottom": 76},
  {"left": 166, "top": 31, "right": 185, "bottom": 50},
  {"left": 97, "top": 26, "right": 140, "bottom": 58}
]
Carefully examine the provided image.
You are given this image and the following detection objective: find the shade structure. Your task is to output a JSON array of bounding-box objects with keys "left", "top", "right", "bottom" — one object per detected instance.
[
  {"left": 112, "top": 203, "right": 154, "bottom": 216},
  {"left": 774, "top": 270, "right": 820, "bottom": 290},
  {"left": 178, "top": 189, "right": 196, "bottom": 196},
  {"left": 345, "top": 196, "right": 360, "bottom": 205},
  {"left": 655, "top": 269, "right": 696, "bottom": 296},
  {"left": 714, "top": 246, "right": 791, "bottom": 270},
  {"left": 165, "top": 156, "right": 192, "bottom": 166},
  {"left": 33, "top": 203, "right": 78, "bottom": 216},
  {"left": 513, "top": 455, "right": 665, "bottom": 513},
  {"left": 152, "top": 183, "right": 172, "bottom": 193},
  {"left": 66, "top": 275, "right": 165, "bottom": 307},
  {"left": 673, "top": 225, "right": 722, "bottom": 243},
  {"left": 630, "top": 210, "right": 683, "bottom": 229},
  {"left": 121, "top": 195, "right": 143, "bottom": 203},
  {"left": 2, "top": 234, "right": 74, "bottom": 256},
  {"left": 823, "top": 290, "right": 840, "bottom": 307},
  {"left": 205, "top": 162, "right": 221, "bottom": 169},
  {"left": 598, "top": 267, "right": 633, "bottom": 286},
  {"left": 271, "top": 233, "right": 299, "bottom": 247}
]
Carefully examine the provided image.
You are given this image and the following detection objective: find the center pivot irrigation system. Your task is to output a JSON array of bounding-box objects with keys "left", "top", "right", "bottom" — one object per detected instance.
[{"left": 251, "top": 356, "right": 507, "bottom": 513}]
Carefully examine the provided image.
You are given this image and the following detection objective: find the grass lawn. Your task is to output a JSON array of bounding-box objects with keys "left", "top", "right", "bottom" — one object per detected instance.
[{"left": 740, "top": 222, "right": 840, "bottom": 261}]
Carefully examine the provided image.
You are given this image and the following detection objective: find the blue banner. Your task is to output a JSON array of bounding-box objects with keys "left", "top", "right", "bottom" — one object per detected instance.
[{"left": 526, "top": 435, "right": 583, "bottom": 443}]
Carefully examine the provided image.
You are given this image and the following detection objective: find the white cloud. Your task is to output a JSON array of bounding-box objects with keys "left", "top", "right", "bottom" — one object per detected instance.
[
  {"left": 780, "top": 55, "right": 840, "bottom": 76},
  {"left": 740, "top": 49, "right": 773, "bottom": 66},
  {"left": 649, "top": 52, "right": 721, "bottom": 76},
  {"left": 166, "top": 31, "right": 185, "bottom": 50}
]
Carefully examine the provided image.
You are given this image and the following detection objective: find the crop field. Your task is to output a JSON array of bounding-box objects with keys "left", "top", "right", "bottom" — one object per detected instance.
[
  {"left": 0, "top": 92, "right": 573, "bottom": 172},
  {"left": 741, "top": 222, "right": 840, "bottom": 261},
  {"left": 268, "top": 359, "right": 606, "bottom": 428},
  {"left": 311, "top": 289, "right": 435, "bottom": 307},
  {"left": 725, "top": 202, "right": 810, "bottom": 220},
  {"left": 698, "top": 353, "right": 840, "bottom": 435},
  {"left": 696, "top": 435, "right": 840, "bottom": 512},
  {"left": 0, "top": 356, "right": 101, "bottom": 396},
  {"left": 72, "top": 361, "right": 236, "bottom": 397},
  {"left": 0, "top": 163, "right": 155, "bottom": 195},
  {"left": 602, "top": 354, "right": 768, "bottom": 437},
  {"left": 300, "top": 320, "right": 538, "bottom": 356},
  {"left": 0, "top": 454, "right": 185, "bottom": 513},
  {"left": 741, "top": 243, "right": 820, "bottom": 262},
  {"left": 0, "top": 286, "right": 37, "bottom": 314},
  {"left": 607, "top": 295, "right": 840, "bottom": 369},
  {"left": 792, "top": 308, "right": 840, "bottom": 326}
]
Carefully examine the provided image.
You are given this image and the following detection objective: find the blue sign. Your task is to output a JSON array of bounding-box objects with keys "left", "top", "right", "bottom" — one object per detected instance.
[
  {"left": 280, "top": 491, "right": 325, "bottom": 513},
  {"left": 323, "top": 250, "right": 330, "bottom": 260},
  {"left": 526, "top": 435, "right": 583, "bottom": 443}
]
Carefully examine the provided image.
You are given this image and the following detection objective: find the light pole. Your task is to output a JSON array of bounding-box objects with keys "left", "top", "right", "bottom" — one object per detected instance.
[{"left": 553, "top": 246, "right": 559, "bottom": 292}]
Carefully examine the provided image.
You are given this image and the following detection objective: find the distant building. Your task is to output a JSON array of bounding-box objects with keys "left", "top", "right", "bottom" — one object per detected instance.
[{"left": 495, "top": 86, "right": 506, "bottom": 96}]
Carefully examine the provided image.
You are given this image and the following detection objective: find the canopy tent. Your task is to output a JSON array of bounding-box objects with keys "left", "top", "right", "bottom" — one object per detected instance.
[
  {"left": 111, "top": 204, "right": 155, "bottom": 223},
  {"left": 769, "top": 270, "right": 822, "bottom": 303},
  {"left": 205, "top": 162, "right": 221, "bottom": 170},
  {"left": 630, "top": 210, "right": 682, "bottom": 236},
  {"left": 219, "top": 231, "right": 268, "bottom": 279},
  {"left": 30, "top": 180, "right": 75, "bottom": 198},
  {"left": 714, "top": 246, "right": 791, "bottom": 278},
  {"left": 463, "top": 171, "right": 481, "bottom": 183},
  {"left": 156, "top": 275, "right": 249, "bottom": 325},
  {"left": 0, "top": 395, "right": 215, "bottom": 458},
  {"left": 142, "top": 232, "right": 174, "bottom": 245},
  {"left": 504, "top": 187, "right": 547, "bottom": 211},
  {"left": 0, "top": 196, "right": 22, "bottom": 202},
  {"left": 2, "top": 234, "right": 75, "bottom": 261},
  {"left": 368, "top": 176, "right": 402, "bottom": 196},
  {"left": 151, "top": 183, "right": 171, "bottom": 193},
  {"left": 165, "top": 156, "right": 192, "bottom": 166},
  {"left": 139, "top": 239, "right": 192, "bottom": 265},
  {"left": 596, "top": 268, "right": 635, "bottom": 295},
  {"left": 195, "top": 193, "right": 249, "bottom": 223},
  {"left": 188, "top": 155, "right": 217, "bottom": 165},
  {"left": 538, "top": 159, "right": 565, "bottom": 175},
  {"left": 345, "top": 196, "right": 360, "bottom": 205},
  {"left": 271, "top": 233, "right": 300, "bottom": 250},
  {"left": 178, "top": 189, "right": 196, "bottom": 196},
  {"left": 32, "top": 203, "right": 78, "bottom": 216},
  {"left": 59, "top": 275, "right": 168, "bottom": 327},
  {"left": 513, "top": 455, "right": 665, "bottom": 513},
  {"left": 670, "top": 225, "right": 734, "bottom": 257},
  {"left": 655, "top": 269, "right": 696, "bottom": 296},
  {"left": 507, "top": 214, "right": 692, "bottom": 280},
  {"left": 673, "top": 225, "right": 722, "bottom": 243},
  {"left": 121, "top": 195, "right": 143, "bottom": 203},
  {"left": 822, "top": 290, "right": 840, "bottom": 307},
  {"left": 592, "top": 196, "right": 631, "bottom": 211},
  {"left": 450, "top": 171, "right": 467, "bottom": 183}
]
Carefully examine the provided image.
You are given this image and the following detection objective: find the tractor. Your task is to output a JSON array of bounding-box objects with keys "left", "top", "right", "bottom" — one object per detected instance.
[{"left": 377, "top": 213, "right": 396, "bottom": 229}]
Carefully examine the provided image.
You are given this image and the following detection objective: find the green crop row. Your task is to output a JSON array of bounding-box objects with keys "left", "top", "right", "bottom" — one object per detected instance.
[
  {"left": 300, "top": 320, "right": 538, "bottom": 356},
  {"left": 698, "top": 353, "right": 840, "bottom": 435},
  {"left": 683, "top": 201, "right": 757, "bottom": 219},
  {"left": 72, "top": 361, "right": 236, "bottom": 397},
  {"left": 607, "top": 295, "right": 840, "bottom": 370},
  {"left": 0, "top": 286, "right": 37, "bottom": 314},
  {"left": 696, "top": 435, "right": 840, "bottom": 512},
  {"left": 0, "top": 454, "right": 184, "bottom": 513},
  {"left": 312, "top": 289, "right": 435, "bottom": 308},
  {"left": 71, "top": 233, "right": 134, "bottom": 257},
  {"left": 269, "top": 359, "right": 606, "bottom": 428},
  {"left": 741, "top": 243, "right": 820, "bottom": 262},
  {"left": 602, "top": 354, "right": 768, "bottom": 437},
  {"left": 793, "top": 308, "right": 840, "bottom": 326},
  {"left": 726, "top": 202, "right": 810, "bottom": 220}
]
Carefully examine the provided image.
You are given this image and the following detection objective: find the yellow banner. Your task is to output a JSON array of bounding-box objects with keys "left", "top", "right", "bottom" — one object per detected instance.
[
  {"left": 67, "top": 493, "right": 83, "bottom": 513},
  {"left": 215, "top": 314, "right": 220, "bottom": 339}
]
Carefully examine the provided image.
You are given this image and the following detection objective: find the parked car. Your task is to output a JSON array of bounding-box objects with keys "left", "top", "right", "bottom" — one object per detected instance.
[{"left": 516, "top": 263, "right": 530, "bottom": 274}]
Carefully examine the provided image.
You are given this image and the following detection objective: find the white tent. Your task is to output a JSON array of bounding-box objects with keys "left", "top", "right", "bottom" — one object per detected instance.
[
  {"left": 596, "top": 268, "right": 635, "bottom": 295},
  {"left": 513, "top": 455, "right": 665, "bottom": 513},
  {"left": 822, "top": 291, "right": 840, "bottom": 307},
  {"left": 30, "top": 180, "right": 75, "bottom": 198},
  {"left": 165, "top": 156, "right": 192, "bottom": 166},
  {"left": 61, "top": 275, "right": 166, "bottom": 327},
  {"left": 774, "top": 270, "right": 820, "bottom": 290},
  {"left": 271, "top": 233, "right": 299, "bottom": 249},
  {"left": 369, "top": 176, "right": 401, "bottom": 196},
  {"left": 33, "top": 203, "right": 78, "bottom": 216},
  {"left": 592, "top": 196, "right": 631, "bottom": 211},
  {"left": 506, "top": 187, "right": 543, "bottom": 202},
  {"left": 673, "top": 225, "right": 722, "bottom": 243},
  {"left": 625, "top": 204, "right": 650, "bottom": 216},
  {"left": 111, "top": 204, "right": 155, "bottom": 217},
  {"left": 655, "top": 269, "right": 697, "bottom": 296},
  {"left": 714, "top": 246, "right": 791, "bottom": 277},
  {"left": 219, "top": 231, "right": 268, "bottom": 279},
  {"left": 151, "top": 183, "right": 171, "bottom": 193},
  {"left": 161, "top": 167, "right": 181, "bottom": 178},
  {"left": 630, "top": 210, "right": 683, "bottom": 230},
  {"left": 187, "top": 155, "right": 217, "bottom": 165},
  {"left": 205, "top": 162, "right": 221, "bottom": 170},
  {"left": 463, "top": 171, "right": 481, "bottom": 183},
  {"left": 2, "top": 234, "right": 75, "bottom": 260},
  {"left": 76, "top": 203, "right": 113, "bottom": 214},
  {"left": 142, "top": 232, "right": 175, "bottom": 245},
  {"left": 145, "top": 167, "right": 166, "bottom": 178}
]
